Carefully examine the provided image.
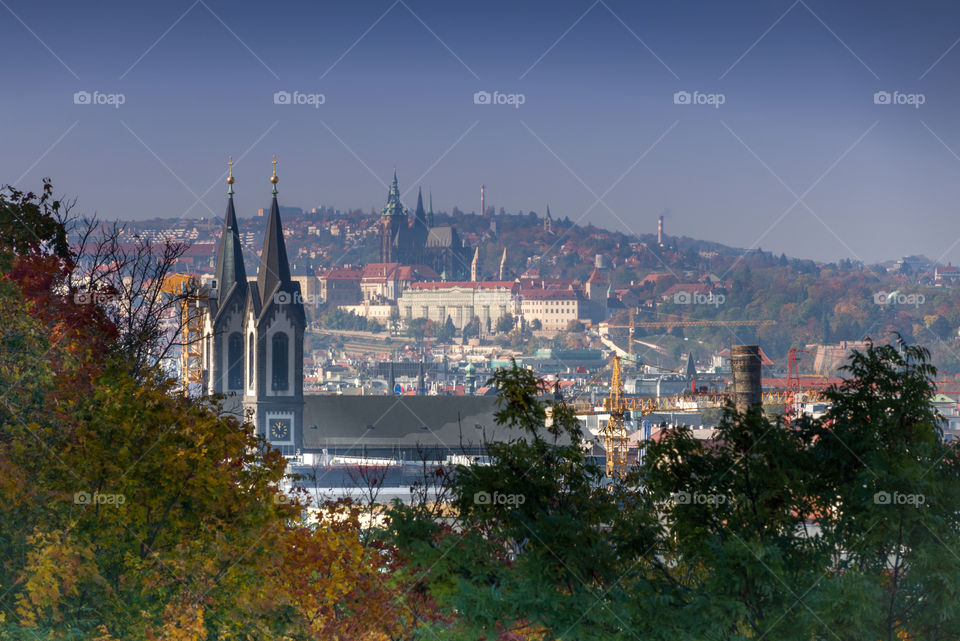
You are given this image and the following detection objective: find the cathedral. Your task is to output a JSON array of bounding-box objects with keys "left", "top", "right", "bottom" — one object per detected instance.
[
  {"left": 202, "top": 157, "right": 305, "bottom": 455},
  {"left": 379, "top": 172, "right": 470, "bottom": 280}
]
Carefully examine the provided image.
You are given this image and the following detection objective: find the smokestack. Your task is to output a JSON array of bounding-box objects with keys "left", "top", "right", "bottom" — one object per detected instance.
[
  {"left": 730, "top": 345, "right": 762, "bottom": 414},
  {"left": 658, "top": 215, "right": 663, "bottom": 246},
  {"left": 481, "top": 184, "right": 485, "bottom": 217}
]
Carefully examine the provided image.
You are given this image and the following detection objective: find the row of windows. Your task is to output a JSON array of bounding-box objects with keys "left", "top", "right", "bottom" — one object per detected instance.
[{"left": 225, "top": 332, "right": 289, "bottom": 392}]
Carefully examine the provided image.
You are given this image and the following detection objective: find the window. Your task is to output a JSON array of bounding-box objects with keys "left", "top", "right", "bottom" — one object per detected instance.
[
  {"left": 248, "top": 333, "right": 255, "bottom": 387},
  {"left": 272, "top": 333, "right": 289, "bottom": 391},
  {"left": 228, "top": 332, "right": 243, "bottom": 390}
]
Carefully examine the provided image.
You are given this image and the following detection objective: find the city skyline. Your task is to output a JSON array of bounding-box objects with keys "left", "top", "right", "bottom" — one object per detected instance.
[{"left": 4, "top": 0, "right": 960, "bottom": 263}]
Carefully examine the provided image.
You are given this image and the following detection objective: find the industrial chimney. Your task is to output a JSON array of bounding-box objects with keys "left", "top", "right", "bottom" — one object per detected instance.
[
  {"left": 658, "top": 214, "right": 663, "bottom": 246},
  {"left": 730, "top": 345, "right": 762, "bottom": 413},
  {"left": 480, "top": 184, "right": 486, "bottom": 217}
]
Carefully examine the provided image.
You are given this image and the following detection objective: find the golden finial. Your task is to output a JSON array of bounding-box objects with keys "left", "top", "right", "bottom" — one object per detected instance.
[
  {"left": 227, "top": 156, "right": 235, "bottom": 185},
  {"left": 270, "top": 154, "right": 279, "bottom": 185}
]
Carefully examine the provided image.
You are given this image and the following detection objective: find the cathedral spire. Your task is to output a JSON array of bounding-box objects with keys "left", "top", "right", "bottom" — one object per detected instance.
[
  {"left": 214, "top": 156, "right": 246, "bottom": 300},
  {"left": 414, "top": 186, "right": 427, "bottom": 227},
  {"left": 381, "top": 169, "right": 405, "bottom": 219},
  {"left": 258, "top": 156, "right": 291, "bottom": 302},
  {"left": 427, "top": 188, "right": 435, "bottom": 227}
]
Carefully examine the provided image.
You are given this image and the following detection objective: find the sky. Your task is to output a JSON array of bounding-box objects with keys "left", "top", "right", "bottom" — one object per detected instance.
[{"left": 3, "top": 0, "right": 960, "bottom": 263}]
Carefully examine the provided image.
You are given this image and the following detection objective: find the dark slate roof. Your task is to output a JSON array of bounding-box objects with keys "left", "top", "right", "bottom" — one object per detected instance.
[
  {"left": 213, "top": 194, "right": 247, "bottom": 313},
  {"left": 257, "top": 195, "right": 291, "bottom": 303},
  {"left": 425, "top": 226, "right": 459, "bottom": 248},
  {"left": 303, "top": 395, "right": 517, "bottom": 451}
]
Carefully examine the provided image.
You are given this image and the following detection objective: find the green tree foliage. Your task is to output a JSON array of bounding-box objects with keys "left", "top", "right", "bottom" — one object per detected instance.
[
  {"left": 320, "top": 307, "right": 369, "bottom": 331},
  {"left": 386, "top": 341, "right": 960, "bottom": 640}
]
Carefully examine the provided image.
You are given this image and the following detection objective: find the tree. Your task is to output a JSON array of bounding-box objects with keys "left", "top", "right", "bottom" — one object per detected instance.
[
  {"left": 528, "top": 318, "right": 542, "bottom": 331},
  {"left": 495, "top": 313, "right": 514, "bottom": 334},
  {"left": 462, "top": 315, "right": 481, "bottom": 340},
  {"left": 0, "top": 182, "right": 431, "bottom": 639},
  {"left": 808, "top": 338, "right": 960, "bottom": 640},
  {"left": 437, "top": 316, "right": 456, "bottom": 341},
  {"left": 384, "top": 361, "right": 619, "bottom": 639}
]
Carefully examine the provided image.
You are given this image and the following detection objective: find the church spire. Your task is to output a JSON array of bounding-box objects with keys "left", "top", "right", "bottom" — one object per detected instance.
[
  {"left": 427, "top": 188, "right": 435, "bottom": 227},
  {"left": 258, "top": 155, "right": 291, "bottom": 302},
  {"left": 414, "top": 186, "right": 427, "bottom": 227},
  {"left": 214, "top": 156, "right": 246, "bottom": 300},
  {"left": 381, "top": 169, "right": 405, "bottom": 219}
]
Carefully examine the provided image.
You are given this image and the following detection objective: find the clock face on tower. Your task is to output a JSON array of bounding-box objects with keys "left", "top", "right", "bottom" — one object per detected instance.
[{"left": 269, "top": 417, "right": 291, "bottom": 442}]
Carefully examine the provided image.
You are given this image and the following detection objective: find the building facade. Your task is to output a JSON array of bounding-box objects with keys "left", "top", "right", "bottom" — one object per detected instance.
[
  {"left": 397, "top": 281, "right": 518, "bottom": 331},
  {"left": 379, "top": 172, "right": 470, "bottom": 279},
  {"left": 202, "top": 159, "right": 305, "bottom": 455}
]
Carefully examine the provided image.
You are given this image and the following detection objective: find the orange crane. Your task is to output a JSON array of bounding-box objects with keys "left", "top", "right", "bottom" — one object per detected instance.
[{"left": 160, "top": 274, "right": 208, "bottom": 395}]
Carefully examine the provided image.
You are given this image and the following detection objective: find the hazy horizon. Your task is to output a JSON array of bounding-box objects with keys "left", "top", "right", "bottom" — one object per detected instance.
[{"left": 5, "top": 0, "right": 960, "bottom": 263}]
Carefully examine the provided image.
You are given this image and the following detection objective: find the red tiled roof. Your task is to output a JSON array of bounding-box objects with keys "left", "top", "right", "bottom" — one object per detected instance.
[{"left": 519, "top": 288, "right": 579, "bottom": 300}]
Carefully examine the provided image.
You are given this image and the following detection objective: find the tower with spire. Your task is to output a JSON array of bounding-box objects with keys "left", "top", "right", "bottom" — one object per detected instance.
[
  {"left": 380, "top": 171, "right": 406, "bottom": 263},
  {"left": 205, "top": 157, "right": 249, "bottom": 398},
  {"left": 377, "top": 172, "right": 469, "bottom": 278},
  {"left": 239, "top": 155, "right": 306, "bottom": 454}
]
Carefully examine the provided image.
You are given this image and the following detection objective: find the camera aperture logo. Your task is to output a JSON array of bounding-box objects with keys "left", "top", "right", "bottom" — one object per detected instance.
[
  {"left": 273, "top": 90, "right": 325, "bottom": 108},
  {"left": 473, "top": 90, "right": 525, "bottom": 108},
  {"left": 873, "top": 90, "right": 925, "bottom": 108},
  {"left": 474, "top": 490, "right": 525, "bottom": 506},
  {"left": 73, "top": 90, "right": 126, "bottom": 109},
  {"left": 74, "top": 491, "right": 125, "bottom": 507},
  {"left": 673, "top": 90, "right": 725, "bottom": 108}
]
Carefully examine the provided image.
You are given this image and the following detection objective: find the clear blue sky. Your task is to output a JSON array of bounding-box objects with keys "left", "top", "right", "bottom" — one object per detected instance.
[{"left": 3, "top": 0, "right": 960, "bottom": 263}]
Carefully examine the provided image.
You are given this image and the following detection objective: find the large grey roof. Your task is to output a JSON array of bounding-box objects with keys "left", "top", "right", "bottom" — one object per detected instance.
[
  {"left": 425, "top": 226, "right": 460, "bottom": 248},
  {"left": 303, "top": 395, "right": 529, "bottom": 451}
]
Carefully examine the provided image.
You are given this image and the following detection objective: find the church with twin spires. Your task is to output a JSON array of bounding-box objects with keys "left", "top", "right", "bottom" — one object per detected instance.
[{"left": 202, "top": 157, "right": 305, "bottom": 455}]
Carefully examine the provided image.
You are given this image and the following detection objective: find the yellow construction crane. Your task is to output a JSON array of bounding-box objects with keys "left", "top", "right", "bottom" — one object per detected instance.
[
  {"left": 160, "top": 274, "right": 208, "bottom": 395},
  {"left": 569, "top": 355, "right": 825, "bottom": 479}
]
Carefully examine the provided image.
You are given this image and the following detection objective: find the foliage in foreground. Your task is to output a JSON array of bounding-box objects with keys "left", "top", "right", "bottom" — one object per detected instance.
[
  {"left": 0, "top": 183, "right": 428, "bottom": 640},
  {"left": 386, "top": 347, "right": 960, "bottom": 640}
]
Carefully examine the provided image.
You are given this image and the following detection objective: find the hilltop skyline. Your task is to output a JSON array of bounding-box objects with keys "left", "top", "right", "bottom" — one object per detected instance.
[{"left": 5, "top": 0, "right": 960, "bottom": 264}]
